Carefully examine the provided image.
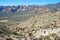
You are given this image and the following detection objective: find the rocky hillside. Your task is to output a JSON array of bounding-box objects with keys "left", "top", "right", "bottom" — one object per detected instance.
[
  {"left": 0, "top": 12, "right": 60, "bottom": 40},
  {"left": 5, "top": 11, "right": 60, "bottom": 40},
  {"left": 18, "top": 11, "right": 60, "bottom": 28}
]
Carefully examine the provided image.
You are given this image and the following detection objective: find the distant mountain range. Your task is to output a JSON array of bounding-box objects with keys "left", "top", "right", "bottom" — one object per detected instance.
[{"left": 0, "top": 2, "right": 60, "bottom": 13}]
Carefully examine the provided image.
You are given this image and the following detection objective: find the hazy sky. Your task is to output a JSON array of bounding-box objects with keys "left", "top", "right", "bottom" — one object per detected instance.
[{"left": 0, "top": 0, "right": 60, "bottom": 6}]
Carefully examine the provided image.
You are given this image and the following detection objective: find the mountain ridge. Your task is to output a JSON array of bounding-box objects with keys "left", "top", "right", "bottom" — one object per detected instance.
[{"left": 0, "top": 2, "right": 60, "bottom": 13}]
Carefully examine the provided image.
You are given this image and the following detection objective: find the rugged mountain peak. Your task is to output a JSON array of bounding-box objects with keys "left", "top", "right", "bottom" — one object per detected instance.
[{"left": 0, "top": 2, "right": 60, "bottom": 13}]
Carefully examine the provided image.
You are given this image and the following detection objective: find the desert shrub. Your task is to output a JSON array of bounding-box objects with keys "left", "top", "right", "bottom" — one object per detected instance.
[
  {"left": 11, "top": 32, "right": 18, "bottom": 35},
  {"left": 28, "top": 32, "right": 33, "bottom": 36},
  {"left": 45, "top": 36, "right": 50, "bottom": 40},
  {"left": 0, "top": 31, "right": 3, "bottom": 34}
]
